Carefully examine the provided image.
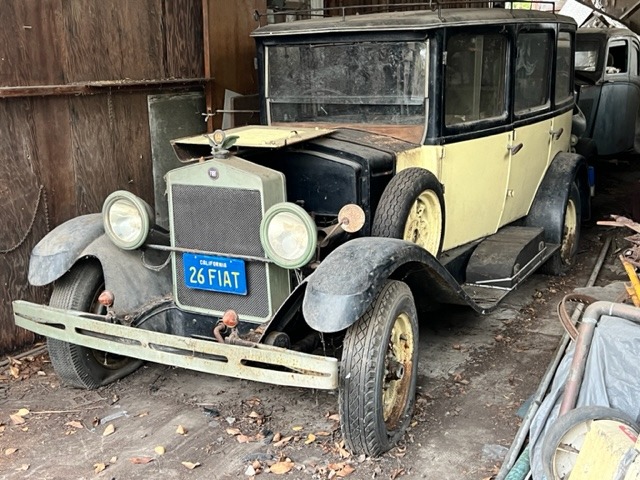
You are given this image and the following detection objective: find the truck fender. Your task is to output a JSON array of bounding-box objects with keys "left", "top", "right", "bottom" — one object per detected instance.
[
  {"left": 302, "top": 237, "right": 480, "bottom": 333},
  {"left": 524, "top": 152, "right": 590, "bottom": 243},
  {"left": 28, "top": 214, "right": 104, "bottom": 286},
  {"left": 29, "top": 213, "right": 171, "bottom": 314}
]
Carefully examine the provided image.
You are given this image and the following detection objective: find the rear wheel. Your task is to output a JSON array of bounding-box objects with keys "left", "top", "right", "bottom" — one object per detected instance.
[
  {"left": 339, "top": 280, "right": 419, "bottom": 456},
  {"left": 542, "top": 182, "right": 581, "bottom": 275},
  {"left": 373, "top": 168, "right": 445, "bottom": 256},
  {"left": 47, "top": 261, "right": 141, "bottom": 389}
]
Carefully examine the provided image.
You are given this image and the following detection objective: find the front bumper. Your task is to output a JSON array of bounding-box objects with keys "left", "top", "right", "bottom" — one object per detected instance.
[{"left": 13, "top": 300, "right": 338, "bottom": 390}]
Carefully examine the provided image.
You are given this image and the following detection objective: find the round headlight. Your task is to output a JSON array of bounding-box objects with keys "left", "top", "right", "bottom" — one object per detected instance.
[
  {"left": 102, "top": 191, "right": 153, "bottom": 250},
  {"left": 260, "top": 203, "right": 317, "bottom": 269}
]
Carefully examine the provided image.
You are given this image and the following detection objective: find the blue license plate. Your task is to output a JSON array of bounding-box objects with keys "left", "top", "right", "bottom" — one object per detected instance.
[{"left": 183, "top": 253, "right": 247, "bottom": 295}]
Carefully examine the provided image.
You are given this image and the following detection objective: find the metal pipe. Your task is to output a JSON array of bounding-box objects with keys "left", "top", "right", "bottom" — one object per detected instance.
[
  {"left": 560, "top": 300, "right": 640, "bottom": 414},
  {"left": 496, "top": 236, "right": 611, "bottom": 480}
]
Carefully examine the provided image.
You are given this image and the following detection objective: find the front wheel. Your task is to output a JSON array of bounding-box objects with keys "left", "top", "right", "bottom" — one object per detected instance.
[
  {"left": 47, "top": 261, "right": 142, "bottom": 389},
  {"left": 339, "top": 280, "right": 419, "bottom": 456}
]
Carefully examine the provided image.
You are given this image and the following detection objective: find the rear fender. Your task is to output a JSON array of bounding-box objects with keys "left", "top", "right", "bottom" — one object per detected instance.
[
  {"left": 525, "top": 152, "right": 590, "bottom": 241},
  {"left": 302, "top": 237, "right": 481, "bottom": 333}
]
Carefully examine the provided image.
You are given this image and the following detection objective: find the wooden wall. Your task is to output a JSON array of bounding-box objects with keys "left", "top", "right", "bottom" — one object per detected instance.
[{"left": 0, "top": 0, "right": 204, "bottom": 353}]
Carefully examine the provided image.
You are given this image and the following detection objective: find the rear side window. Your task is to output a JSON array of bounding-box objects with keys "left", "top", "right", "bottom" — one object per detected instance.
[
  {"left": 555, "top": 31, "right": 573, "bottom": 104},
  {"left": 515, "top": 31, "right": 552, "bottom": 113},
  {"left": 606, "top": 40, "right": 628, "bottom": 74},
  {"left": 445, "top": 33, "right": 508, "bottom": 126}
]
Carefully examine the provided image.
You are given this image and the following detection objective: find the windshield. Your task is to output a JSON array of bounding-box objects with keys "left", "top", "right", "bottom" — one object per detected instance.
[
  {"left": 266, "top": 41, "right": 428, "bottom": 143},
  {"left": 575, "top": 40, "right": 600, "bottom": 72}
]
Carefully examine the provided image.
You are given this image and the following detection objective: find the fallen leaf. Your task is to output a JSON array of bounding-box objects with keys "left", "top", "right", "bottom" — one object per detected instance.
[
  {"left": 20, "top": 426, "right": 28, "bottom": 432},
  {"left": 103, "top": 424, "right": 115, "bottom": 436},
  {"left": 109, "top": 456, "right": 118, "bottom": 463},
  {"left": 37, "top": 371, "right": 46, "bottom": 376},
  {"left": 129, "top": 456, "right": 154, "bottom": 464},
  {"left": 273, "top": 435, "right": 293, "bottom": 448},
  {"left": 270, "top": 461, "right": 294, "bottom": 474},
  {"left": 337, "top": 464, "right": 355, "bottom": 477},
  {"left": 16, "top": 464, "right": 29, "bottom": 471},
  {"left": 249, "top": 411, "right": 261, "bottom": 418},
  {"left": 5, "top": 448, "right": 18, "bottom": 455},
  {"left": 272, "top": 432, "right": 281, "bottom": 442},
  {"left": 9, "top": 365, "right": 19, "bottom": 378},
  {"left": 316, "top": 431, "right": 331, "bottom": 436},
  {"left": 327, "top": 413, "right": 340, "bottom": 422},
  {"left": 236, "top": 434, "right": 252, "bottom": 443},
  {"left": 391, "top": 467, "right": 406, "bottom": 479},
  {"left": 305, "top": 433, "right": 316, "bottom": 444},
  {"left": 136, "top": 411, "right": 149, "bottom": 417},
  {"left": 0, "top": 425, "right": 5, "bottom": 433},
  {"left": 245, "top": 465, "right": 256, "bottom": 476},
  {"left": 181, "top": 461, "right": 201, "bottom": 470},
  {"left": 16, "top": 408, "right": 30, "bottom": 417},
  {"left": 226, "top": 427, "right": 241, "bottom": 436},
  {"left": 176, "top": 425, "right": 187, "bottom": 435},
  {"left": 292, "top": 425, "right": 303, "bottom": 431},
  {"left": 154, "top": 446, "right": 165, "bottom": 455},
  {"left": 9, "top": 415, "right": 25, "bottom": 425},
  {"left": 93, "top": 463, "right": 107, "bottom": 473},
  {"left": 65, "top": 421, "right": 84, "bottom": 429}
]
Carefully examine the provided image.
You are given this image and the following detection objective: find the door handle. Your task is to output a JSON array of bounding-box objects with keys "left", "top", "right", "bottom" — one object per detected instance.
[
  {"left": 508, "top": 143, "right": 524, "bottom": 155},
  {"left": 550, "top": 127, "right": 564, "bottom": 141}
]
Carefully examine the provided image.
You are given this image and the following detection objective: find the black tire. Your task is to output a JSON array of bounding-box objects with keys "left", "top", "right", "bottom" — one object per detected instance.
[
  {"left": 541, "top": 406, "right": 639, "bottom": 480},
  {"left": 373, "top": 168, "right": 445, "bottom": 257},
  {"left": 542, "top": 182, "right": 581, "bottom": 275},
  {"left": 47, "top": 261, "right": 142, "bottom": 389},
  {"left": 339, "top": 280, "right": 419, "bottom": 456}
]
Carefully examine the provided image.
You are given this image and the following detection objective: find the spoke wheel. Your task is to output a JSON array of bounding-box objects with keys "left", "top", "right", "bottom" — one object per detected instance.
[
  {"left": 373, "top": 168, "right": 445, "bottom": 257},
  {"left": 339, "top": 280, "right": 418, "bottom": 456},
  {"left": 47, "top": 261, "right": 142, "bottom": 389}
]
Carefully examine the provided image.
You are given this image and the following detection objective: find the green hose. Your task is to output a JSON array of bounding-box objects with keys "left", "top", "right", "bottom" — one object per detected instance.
[{"left": 504, "top": 446, "right": 530, "bottom": 480}]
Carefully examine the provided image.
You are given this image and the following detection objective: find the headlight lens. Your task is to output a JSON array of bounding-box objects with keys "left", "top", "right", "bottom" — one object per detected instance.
[
  {"left": 260, "top": 203, "right": 317, "bottom": 269},
  {"left": 102, "top": 191, "right": 153, "bottom": 250}
]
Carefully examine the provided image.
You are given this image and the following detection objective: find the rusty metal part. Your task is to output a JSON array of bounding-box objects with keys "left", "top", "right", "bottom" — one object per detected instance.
[
  {"left": 13, "top": 300, "right": 339, "bottom": 390},
  {"left": 98, "top": 290, "right": 115, "bottom": 307},
  {"left": 222, "top": 309, "right": 238, "bottom": 328},
  {"left": 225, "top": 329, "right": 256, "bottom": 348},
  {"left": 338, "top": 204, "right": 366, "bottom": 233},
  {"left": 213, "top": 323, "right": 227, "bottom": 343},
  {"left": 557, "top": 293, "right": 598, "bottom": 341}
]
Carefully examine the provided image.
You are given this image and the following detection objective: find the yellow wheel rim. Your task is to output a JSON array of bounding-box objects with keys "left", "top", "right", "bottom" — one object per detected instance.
[
  {"left": 560, "top": 198, "right": 578, "bottom": 264},
  {"left": 382, "top": 312, "right": 414, "bottom": 429},
  {"left": 403, "top": 190, "right": 442, "bottom": 255}
]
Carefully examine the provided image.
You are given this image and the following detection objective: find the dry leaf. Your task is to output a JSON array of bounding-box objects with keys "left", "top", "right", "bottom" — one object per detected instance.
[
  {"left": 327, "top": 413, "right": 340, "bottom": 422},
  {"left": 292, "top": 425, "right": 303, "bottom": 431},
  {"left": 236, "top": 434, "right": 252, "bottom": 443},
  {"left": 273, "top": 435, "right": 293, "bottom": 448},
  {"left": 272, "top": 432, "right": 281, "bottom": 442},
  {"left": 109, "top": 456, "right": 118, "bottom": 463},
  {"left": 0, "top": 425, "right": 5, "bottom": 433},
  {"left": 136, "top": 411, "right": 149, "bottom": 417},
  {"left": 93, "top": 463, "right": 107, "bottom": 473},
  {"left": 181, "top": 461, "right": 201, "bottom": 470},
  {"left": 103, "top": 424, "right": 115, "bottom": 436},
  {"left": 270, "top": 461, "right": 294, "bottom": 474},
  {"left": 154, "top": 446, "right": 165, "bottom": 455},
  {"left": 176, "top": 425, "right": 187, "bottom": 435},
  {"left": 16, "top": 408, "right": 30, "bottom": 417},
  {"left": 129, "top": 456, "right": 154, "bottom": 464},
  {"left": 21, "top": 427, "right": 28, "bottom": 432},
  {"left": 9, "top": 415, "right": 25, "bottom": 425},
  {"left": 337, "top": 465, "right": 355, "bottom": 477},
  {"left": 9, "top": 365, "right": 19, "bottom": 378},
  {"left": 16, "top": 464, "right": 29, "bottom": 471},
  {"left": 248, "top": 411, "right": 261, "bottom": 418},
  {"left": 5, "top": 447, "right": 18, "bottom": 455},
  {"left": 226, "top": 427, "right": 241, "bottom": 436},
  {"left": 316, "top": 431, "right": 331, "bottom": 436},
  {"left": 390, "top": 468, "right": 406, "bottom": 479},
  {"left": 305, "top": 433, "right": 316, "bottom": 444},
  {"left": 65, "top": 421, "right": 83, "bottom": 429}
]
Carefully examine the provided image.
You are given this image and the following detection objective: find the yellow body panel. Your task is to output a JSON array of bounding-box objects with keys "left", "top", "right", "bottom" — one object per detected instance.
[{"left": 395, "top": 110, "right": 572, "bottom": 252}]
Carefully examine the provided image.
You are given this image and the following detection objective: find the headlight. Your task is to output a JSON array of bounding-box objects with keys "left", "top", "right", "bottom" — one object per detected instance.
[
  {"left": 260, "top": 203, "right": 317, "bottom": 269},
  {"left": 102, "top": 191, "right": 153, "bottom": 250}
]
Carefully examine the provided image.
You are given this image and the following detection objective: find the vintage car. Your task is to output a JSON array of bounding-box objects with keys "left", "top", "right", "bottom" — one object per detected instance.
[
  {"left": 575, "top": 27, "right": 640, "bottom": 156},
  {"left": 13, "top": 7, "right": 590, "bottom": 456}
]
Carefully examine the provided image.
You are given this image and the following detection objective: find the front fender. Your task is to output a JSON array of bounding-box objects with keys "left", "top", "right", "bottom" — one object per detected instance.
[
  {"left": 302, "top": 237, "right": 481, "bottom": 333},
  {"left": 28, "top": 214, "right": 104, "bottom": 286}
]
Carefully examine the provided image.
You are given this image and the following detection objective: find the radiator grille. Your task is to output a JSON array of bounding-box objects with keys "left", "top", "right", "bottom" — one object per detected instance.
[{"left": 171, "top": 184, "right": 269, "bottom": 318}]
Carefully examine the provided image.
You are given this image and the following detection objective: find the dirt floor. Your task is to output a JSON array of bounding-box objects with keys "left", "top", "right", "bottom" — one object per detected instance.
[{"left": 1, "top": 160, "right": 639, "bottom": 480}]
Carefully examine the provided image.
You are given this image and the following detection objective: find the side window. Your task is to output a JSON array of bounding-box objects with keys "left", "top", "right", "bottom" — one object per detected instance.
[
  {"left": 606, "top": 40, "right": 628, "bottom": 74},
  {"left": 515, "top": 31, "right": 552, "bottom": 113},
  {"left": 555, "top": 31, "right": 573, "bottom": 104},
  {"left": 445, "top": 33, "right": 508, "bottom": 126}
]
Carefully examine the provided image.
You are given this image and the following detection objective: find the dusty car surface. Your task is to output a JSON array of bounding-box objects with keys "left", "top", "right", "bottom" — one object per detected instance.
[
  {"left": 576, "top": 27, "right": 640, "bottom": 156},
  {"left": 14, "top": 6, "right": 589, "bottom": 456}
]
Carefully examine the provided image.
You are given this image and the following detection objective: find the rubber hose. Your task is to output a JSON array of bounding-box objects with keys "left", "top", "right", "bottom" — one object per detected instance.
[{"left": 504, "top": 446, "right": 530, "bottom": 480}]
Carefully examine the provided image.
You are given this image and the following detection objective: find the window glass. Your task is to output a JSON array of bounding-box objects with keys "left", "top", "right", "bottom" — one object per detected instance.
[
  {"left": 555, "top": 32, "right": 572, "bottom": 103},
  {"left": 575, "top": 41, "right": 599, "bottom": 72},
  {"left": 606, "top": 40, "right": 628, "bottom": 74},
  {"left": 515, "top": 31, "right": 552, "bottom": 112},
  {"left": 445, "top": 33, "right": 507, "bottom": 126}
]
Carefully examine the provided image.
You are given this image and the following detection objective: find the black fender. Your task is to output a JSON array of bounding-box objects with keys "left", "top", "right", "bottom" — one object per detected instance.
[
  {"left": 302, "top": 237, "right": 484, "bottom": 333},
  {"left": 524, "top": 151, "right": 590, "bottom": 242},
  {"left": 29, "top": 214, "right": 172, "bottom": 314}
]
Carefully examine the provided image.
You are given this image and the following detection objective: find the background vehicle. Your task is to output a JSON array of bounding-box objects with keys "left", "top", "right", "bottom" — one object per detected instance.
[
  {"left": 14, "top": 7, "right": 589, "bottom": 456},
  {"left": 575, "top": 27, "right": 640, "bottom": 156}
]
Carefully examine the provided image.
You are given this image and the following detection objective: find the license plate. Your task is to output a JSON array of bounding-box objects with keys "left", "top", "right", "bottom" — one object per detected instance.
[{"left": 183, "top": 253, "right": 247, "bottom": 295}]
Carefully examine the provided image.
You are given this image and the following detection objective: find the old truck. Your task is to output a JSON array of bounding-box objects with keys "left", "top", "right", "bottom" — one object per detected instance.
[{"left": 13, "top": 6, "right": 589, "bottom": 456}]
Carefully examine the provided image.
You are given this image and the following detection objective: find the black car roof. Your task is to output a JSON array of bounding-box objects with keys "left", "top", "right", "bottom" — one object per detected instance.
[{"left": 252, "top": 8, "right": 575, "bottom": 37}]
